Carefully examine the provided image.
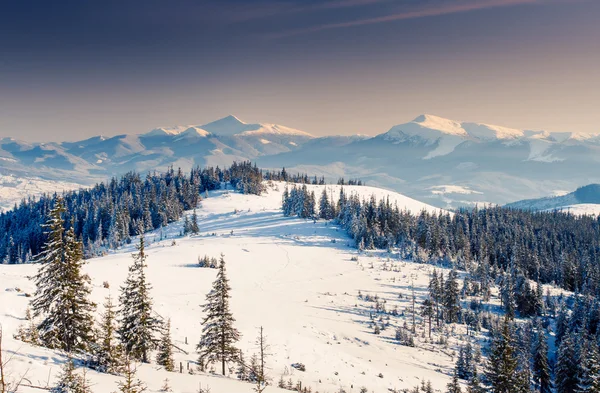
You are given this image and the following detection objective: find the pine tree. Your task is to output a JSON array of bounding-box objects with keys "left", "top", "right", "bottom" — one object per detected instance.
[
  {"left": 446, "top": 371, "right": 462, "bottom": 393},
  {"left": 577, "top": 342, "right": 600, "bottom": 393},
  {"left": 15, "top": 306, "right": 39, "bottom": 345},
  {"left": 253, "top": 326, "right": 270, "bottom": 392},
  {"left": 31, "top": 200, "right": 96, "bottom": 353},
  {"left": 486, "top": 316, "right": 518, "bottom": 393},
  {"left": 156, "top": 319, "right": 175, "bottom": 371},
  {"left": 51, "top": 358, "right": 92, "bottom": 393},
  {"left": 116, "top": 360, "right": 147, "bottom": 393},
  {"left": 532, "top": 321, "right": 551, "bottom": 393},
  {"left": 94, "top": 295, "right": 124, "bottom": 374},
  {"left": 236, "top": 350, "right": 249, "bottom": 381},
  {"left": 118, "top": 237, "right": 161, "bottom": 363},
  {"left": 197, "top": 254, "right": 241, "bottom": 375},
  {"left": 160, "top": 378, "right": 172, "bottom": 392},
  {"left": 556, "top": 333, "right": 578, "bottom": 393},
  {"left": 444, "top": 270, "right": 461, "bottom": 323},
  {"left": 190, "top": 209, "right": 200, "bottom": 234},
  {"left": 466, "top": 369, "right": 484, "bottom": 393}
]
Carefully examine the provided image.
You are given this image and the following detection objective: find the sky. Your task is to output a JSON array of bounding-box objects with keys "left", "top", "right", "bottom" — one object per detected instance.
[{"left": 1, "top": 0, "right": 599, "bottom": 141}]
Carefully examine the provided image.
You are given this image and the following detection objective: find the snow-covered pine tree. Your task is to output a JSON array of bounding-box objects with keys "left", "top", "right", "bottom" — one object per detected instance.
[
  {"left": 236, "top": 350, "right": 249, "bottom": 381},
  {"left": 183, "top": 215, "right": 191, "bottom": 235},
  {"left": 51, "top": 358, "right": 92, "bottom": 393},
  {"left": 556, "top": 332, "right": 578, "bottom": 393},
  {"left": 15, "top": 306, "right": 39, "bottom": 345},
  {"left": 94, "top": 294, "right": 124, "bottom": 374},
  {"left": 532, "top": 320, "right": 551, "bottom": 393},
  {"left": 486, "top": 316, "right": 518, "bottom": 393},
  {"left": 197, "top": 254, "right": 241, "bottom": 375},
  {"left": 156, "top": 319, "right": 175, "bottom": 371},
  {"left": 116, "top": 359, "right": 147, "bottom": 393},
  {"left": 319, "top": 188, "right": 332, "bottom": 220},
  {"left": 190, "top": 209, "right": 200, "bottom": 234},
  {"left": 118, "top": 237, "right": 161, "bottom": 363},
  {"left": 577, "top": 342, "right": 600, "bottom": 393},
  {"left": 446, "top": 371, "right": 462, "bottom": 393},
  {"left": 466, "top": 369, "right": 484, "bottom": 393},
  {"left": 31, "top": 200, "right": 96, "bottom": 353},
  {"left": 443, "top": 270, "right": 460, "bottom": 323}
]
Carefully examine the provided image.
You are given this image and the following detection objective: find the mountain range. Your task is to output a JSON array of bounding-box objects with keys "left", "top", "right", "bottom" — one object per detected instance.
[{"left": 1, "top": 113, "right": 600, "bottom": 208}]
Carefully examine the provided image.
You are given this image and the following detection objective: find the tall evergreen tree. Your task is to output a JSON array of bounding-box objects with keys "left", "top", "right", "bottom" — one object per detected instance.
[
  {"left": 31, "top": 200, "right": 95, "bottom": 353},
  {"left": 486, "top": 316, "right": 519, "bottom": 393},
  {"left": 156, "top": 319, "right": 175, "bottom": 372},
  {"left": 118, "top": 237, "right": 161, "bottom": 363},
  {"left": 444, "top": 270, "right": 461, "bottom": 323},
  {"left": 94, "top": 294, "right": 123, "bottom": 374},
  {"left": 577, "top": 342, "right": 600, "bottom": 393},
  {"left": 556, "top": 332, "right": 579, "bottom": 393},
  {"left": 532, "top": 321, "right": 552, "bottom": 393},
  {"left": 197, "top": 254, "right": 241, "bottom": 375}
]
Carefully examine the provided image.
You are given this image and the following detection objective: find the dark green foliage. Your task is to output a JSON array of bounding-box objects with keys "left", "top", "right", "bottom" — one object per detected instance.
[
  {"left": 93, "top": 295, "right": 124, "bottom": 374},
  {"left": 486, "top": 317, "right": 519, "bottom": 393},
  {"left": 156, "top": 319, "right": 175, "bottom": 372},
  {"left": 197, "top": 254, "right": 241, "bottom": 375},
  {"left": 31, "top": 199, "right": 96, "bottom": 353},
  {"left": 118, "top": 237, "right": 161, "bottom": 363}
]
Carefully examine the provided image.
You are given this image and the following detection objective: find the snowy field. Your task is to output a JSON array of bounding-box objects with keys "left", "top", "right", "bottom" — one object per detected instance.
[{"left": 1, "top": 182, "right": 469, "bottom": 393}]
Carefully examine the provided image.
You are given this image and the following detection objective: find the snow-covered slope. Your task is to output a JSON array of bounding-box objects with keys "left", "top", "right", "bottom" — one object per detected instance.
[
  {"left": 0, "top": 183, "right": 463, "bottom": 393},
  {"left": 3, "top": 113, "right": 600, "bottom": 209},
  {"left": 0, "top": 174, "right": 83, "bottom": 211},
  {"left": 506, "top": 184, "right": 600, "bottom": 215}
]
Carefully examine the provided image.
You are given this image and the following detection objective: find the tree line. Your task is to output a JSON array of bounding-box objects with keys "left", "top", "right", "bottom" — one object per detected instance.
[{"left": 0, "top": 161, "right": 264, "bottom": 264}]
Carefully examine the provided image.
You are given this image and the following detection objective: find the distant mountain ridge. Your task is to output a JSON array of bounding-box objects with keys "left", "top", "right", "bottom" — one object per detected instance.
[
  {"left": 506, "top": 184, "right": 600, "bottom": 215},
  {"left": 1, "top": 113, "right": 600, "bottom": 209}
]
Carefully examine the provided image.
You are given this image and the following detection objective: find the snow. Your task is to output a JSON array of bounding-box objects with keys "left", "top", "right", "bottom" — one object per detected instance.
[
  {"left": 144, "top": 126, "right": 193, "bottom": 137},
  {"left": 462, "top": 122, "right": 523, "bottom": 141},
  {"left": 429, "top": 185, "right": 483, "bottom": 195},
  {"left": 0, "top": 182, "right": 460, "bottom": 393},
  {"left": 0, "top": 174, "right": 83, "bottom": 211},
  {"left": 547, "top": 203, "right": 600, "bottom": 216}
]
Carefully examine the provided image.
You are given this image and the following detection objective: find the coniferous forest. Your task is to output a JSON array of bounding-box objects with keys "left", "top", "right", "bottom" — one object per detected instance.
[
  {"left": 7, "top": 165, "right": 600, "bottom": 392},
  {"left": 283, "top": 183, "right": 600, "bottom": 393},
  {"left": 0, "top": 161, "right": 263, "bottom": 263}
]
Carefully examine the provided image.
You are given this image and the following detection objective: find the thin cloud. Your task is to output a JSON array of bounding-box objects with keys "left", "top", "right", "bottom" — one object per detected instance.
[
  {"left": 228, "top": 0, "right": 388, "bottom": 22},
  {"left": 271, "top": 0, "right": 542, "bottom": 37}
]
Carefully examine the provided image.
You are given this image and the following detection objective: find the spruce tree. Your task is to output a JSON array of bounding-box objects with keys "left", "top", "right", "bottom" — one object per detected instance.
[
  {"left": 577, "top": 343, "right": 600, "bottom": 393},
  {"left": 444, "top": 270, "right": 460, "bottom": 323},
  {"left": 532, "top": 321, "right": 551, "bottom": 393},
  {"left": 118, "top": 237, "right": 161, "bottom": 363},
  {"left": 94, "top": 294, "right": 124, "bottom": 374},
  {"left": 51, "top": 358, "right": 92, "bottom": 393},
  {"left": 466, "top": 369, "right": 484, "bottom": 393},
  {"left": 486, "top": 316, "right": 518, "bottom": 393},
  {"left": 190, "top": 209, "right": 200, "bottom": 234},
  {"left": 197, "top": 254, "right": 240, "bottom": 375},
  {"left": 556, "top": 333, "right": 578, "bottom": 393},
  {"left": 116, "top": 360, "right": 147, "bottom": 393},
  {"left": 31, "top": 200, "right": 95, "bottom": 353},
  {"left": 446, "top": 371, "right": 462, "bottom": 393},
  {"left": 156, "top": 319, "right": 175, "bottom": 371}
]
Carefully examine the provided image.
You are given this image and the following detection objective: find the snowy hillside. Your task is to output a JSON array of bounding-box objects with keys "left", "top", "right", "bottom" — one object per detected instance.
[
  {"left": 506, "top": 183, "right": 600, "bottom": 215},
  {"left": 0, "top": 183, "right": 473, "bottom": 393},
  {"left": 0, "top": 174, "right": 83, "bottom": 211},
  {"left": 3, "top": 113, "right": 600, "bottom": 209}
]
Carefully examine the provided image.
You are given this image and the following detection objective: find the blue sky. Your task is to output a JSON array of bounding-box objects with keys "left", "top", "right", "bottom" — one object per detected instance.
[{"left": 1, "top": 0, "right": 599, "bottom": 140}]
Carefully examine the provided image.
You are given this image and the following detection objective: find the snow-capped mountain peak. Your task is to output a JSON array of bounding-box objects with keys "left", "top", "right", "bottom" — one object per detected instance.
[{"left": 200, "top": 114, "right": 250, "bottom": 135}]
